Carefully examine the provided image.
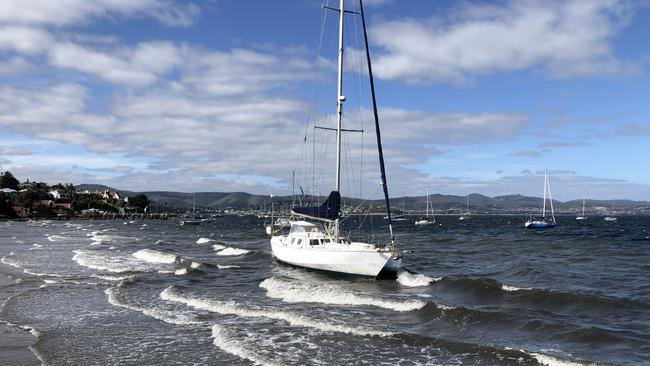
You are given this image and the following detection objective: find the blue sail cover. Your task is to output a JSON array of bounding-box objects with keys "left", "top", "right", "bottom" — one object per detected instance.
[{"left": 292, "top": 191, "right": 340, "bottom": 221}]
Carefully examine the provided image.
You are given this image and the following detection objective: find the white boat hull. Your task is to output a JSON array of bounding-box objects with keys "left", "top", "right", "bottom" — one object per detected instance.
[
  {"left": 270, "top": 236, "right": 400, "bottom": 278},
  {"left": 414, "top": 220, "right": 435, "bottom": 225}
]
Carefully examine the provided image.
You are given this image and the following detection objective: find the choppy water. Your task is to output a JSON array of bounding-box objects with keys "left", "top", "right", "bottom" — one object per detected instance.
[{"left": 0, "top": 215, "right": 648, "bottom": 365}]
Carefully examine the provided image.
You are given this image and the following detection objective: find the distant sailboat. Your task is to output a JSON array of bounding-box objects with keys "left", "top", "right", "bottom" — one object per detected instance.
[
  {"left": 458, "top": 194, "right": 471, "bottom": 220},
  {"left": 525, "top": 170, "right": 556, "bottom": 229},
  {"left": 391, "top": 194, "right": 408, "bottom": 221},
  {"left": 604, "top": 200, "right": 618, "bottom": 222},
  {"left": 180, "top": 193, "right": 201, "bottom": 226},
  {"left": 415, "top": 186, "right": 435, "bottom": 226},
  {"left": 576, "top": 198, "right": 587, "bottom": 220}
]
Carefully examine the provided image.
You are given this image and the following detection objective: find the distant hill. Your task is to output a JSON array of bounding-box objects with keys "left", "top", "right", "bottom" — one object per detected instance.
[{"left": 75, "top": 184, "right": 650, "bottom": 213}]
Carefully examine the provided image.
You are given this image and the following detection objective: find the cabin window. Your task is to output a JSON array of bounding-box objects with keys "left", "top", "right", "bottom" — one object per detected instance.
[{"left": 291, "top": 238, "right": 296, "bottom": 244}]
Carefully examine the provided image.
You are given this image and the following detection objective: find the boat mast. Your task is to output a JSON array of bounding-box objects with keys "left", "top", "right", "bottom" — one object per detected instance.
[
  {"left": 359, "top": 0, "right": 395, "bottom": 245},
  {"left": 542, "top": 170, "right": 547, "bottom": 218},
  {"left": 333, "top": 0, "right": 346, "bottom": 241},
  {"left": 546, "top": 169, "right": 556, "bottom": 223},
  {"left": 426, "top": 186, "right": 430, "bottom": 218}
]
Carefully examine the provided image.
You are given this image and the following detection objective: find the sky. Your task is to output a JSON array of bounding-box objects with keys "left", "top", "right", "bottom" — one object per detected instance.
[{"left": 1, "top": 0, "right": 650, "bottom": 201}]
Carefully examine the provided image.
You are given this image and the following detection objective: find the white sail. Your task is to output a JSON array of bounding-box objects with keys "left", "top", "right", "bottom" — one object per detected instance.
[
  {"left": 525, "top": 169, "right": 556, "bottom": 229},
  {"left": 415, "top": 186, "right": 435, "bottom": 225}
]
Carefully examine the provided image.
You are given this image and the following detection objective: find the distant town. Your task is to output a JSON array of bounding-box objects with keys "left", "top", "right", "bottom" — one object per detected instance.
[{"left": 1, "top": 170, "right": 650, "bottom": 220}]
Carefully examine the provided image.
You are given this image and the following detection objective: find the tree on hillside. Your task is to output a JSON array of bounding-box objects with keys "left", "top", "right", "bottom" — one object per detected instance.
[
  {"left": 128, "top": 194, "right": 149, "bottom": 212},
  {"left": 0, "top": 192, "right": 17, "bottom": 218},
  {"left": 0, "top": 171, "right": 19, "bottom": 190}
]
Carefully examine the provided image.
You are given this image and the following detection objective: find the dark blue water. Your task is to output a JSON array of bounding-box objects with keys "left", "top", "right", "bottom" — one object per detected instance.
[{"left": 1, "top": 215, "right": 648, "bottom": 365}]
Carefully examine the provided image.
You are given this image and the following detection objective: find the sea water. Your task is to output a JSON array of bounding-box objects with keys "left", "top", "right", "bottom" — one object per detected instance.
[{"left": 1, "top": 216, "right": 649, "bottom": 365}]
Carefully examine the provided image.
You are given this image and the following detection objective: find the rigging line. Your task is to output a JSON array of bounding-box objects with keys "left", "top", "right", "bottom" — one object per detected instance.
[
  {"left": 359, "top": 0, "right": 394, "bottom": 245},
  {"left": 344, "top": 127, "right": 358, "bottom": 200},
  {"left": 356, "top": 185, "right": 381, "bottom": 229},
  {"left": 343, "top": 131, "right": 355, "bottom": 201},
  {"left": 349, "top": 0, "right": 366, "bottom": 200},
  {"left": 296, "top": 0, "right": 329, "bottom": 192}
]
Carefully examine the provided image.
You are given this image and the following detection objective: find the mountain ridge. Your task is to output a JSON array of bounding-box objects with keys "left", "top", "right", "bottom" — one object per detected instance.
[{"left": 75, "top": 184, "right": 650, "bottom": 212}]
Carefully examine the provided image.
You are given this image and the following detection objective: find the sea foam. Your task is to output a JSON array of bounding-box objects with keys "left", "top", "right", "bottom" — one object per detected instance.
[
  {"left": 161, "top": 286, "right": 391, "bottom": 337},
  {"left": 501, "top": 284, "right": 533, "bottom": 292},
  {"left": 132, "top": 249, "right": 180, "bottom": 264},
  {"left": 530, "top": 352, "right": 593, "bottom": 366},
  {"left": 105, "top": 287, "right": 201, "bottom": 326},
  {"left": 259, "top": 276, "right": 425, "bottom": 312},
  {"left": 216, "top": 247, "right": 250, "bottom": 256},
  {"left": 197, "top": 237, "right": 213, "bottom": 244},
  {"left": 396, "top": 270, "right": 441, "bottom": 287},
  {"left": 211, "top": 325, "right": 280, "bottom": 366}
]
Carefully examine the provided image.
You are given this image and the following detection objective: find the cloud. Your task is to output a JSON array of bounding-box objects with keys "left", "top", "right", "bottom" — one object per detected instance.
[
  {"left": 617, "top": 123, "right": 650, "bottom": 135},
  {"left": 379, "top": 108, "right": 531, "bottom": 145},
  {"left": 538, "top": 140, "right": 590, "bottom": 148},
  {"left": 370, "top": 0, "right": 639, "bottom": 84},
  {"left": 0, "top": 26, "right": 52, "bottom": 54},
  {"left": 0, "top": 0, "right": 200, "bottom": 27},
  {"left": 511, "top": 149, "right": 543, "bottom": 158},
  {"left": 49, "top": 41, "right": 183, "bottom": 87},
  {"left": 0, "top": 146, "right": 32, "bottom": 156},
  {"left": 0, "top": 56, "right": 31, "bottom": 74}
]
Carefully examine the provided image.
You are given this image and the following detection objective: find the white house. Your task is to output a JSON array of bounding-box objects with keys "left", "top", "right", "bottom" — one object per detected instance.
[{"left": 49, "top": 190, "right": 69, "bottom": 200}]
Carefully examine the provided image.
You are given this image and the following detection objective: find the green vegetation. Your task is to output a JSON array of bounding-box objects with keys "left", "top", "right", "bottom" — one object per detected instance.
[
  {"left": 0, "top": 171, "right": 19, "bottom": 190},
  {"left": 128, "top": 194, "right": 149, "bottom": 212},
  {"left": 0, "top": 192, "right": 17, "bottom": 218}
]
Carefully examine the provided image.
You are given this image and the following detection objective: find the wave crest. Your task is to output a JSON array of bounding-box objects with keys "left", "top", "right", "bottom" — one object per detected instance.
[
  {"left": 260, "top": 276, "right": 425, "bottom": 312},
  {"left": 397, "top": 271, "right": 441, "bottom": 287},
  {"left": 161, "top": 286, "right": 391, "bottom": 337}
]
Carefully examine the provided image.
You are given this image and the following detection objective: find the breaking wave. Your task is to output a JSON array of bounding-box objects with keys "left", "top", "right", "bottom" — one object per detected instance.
[
  {"left": 132, "top": 249, "right": 180, "bottom": 264},
  {"left": 105, "top": 286, "right": 201, "bottom": 326},
  {"left": 216, "top": 247, "right": 250, "bottom": 256},
  {"left": 501, "top": 284, "right": 533, "bottom": 292},
  {"left": 260, "top": 276, "right": 425, "bottom": 312},
  {"left": 396, "top": 270, "right": 441, "bottom": 287},
  {"left": 211, "top": 325, "right": 280, "bottom": 366},
  {"left": 161, "top": 285, "right": 391, "bottom": 337}
]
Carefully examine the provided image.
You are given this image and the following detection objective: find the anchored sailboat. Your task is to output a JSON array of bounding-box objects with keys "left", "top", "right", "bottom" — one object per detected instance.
[
  {"left": 269, "top": 0, "right": 401, "bottom": 278},
  {"left": 392, "top": 194, "right": 408, "bottom": 221},
  {"left": 576, "top": 198, "right": 587, "bottom": 220},
  {"left": 415, "top": 186, "right": 435, "bottom": 225},
  {"left": 525, "top": 170, "right": 556, "bottom": 229},
  {"left": 180, "top": 193, "right": 201, "bottom": 226},
  {"left": 604, "top": 200, "right": 618, "bottom": 222}
]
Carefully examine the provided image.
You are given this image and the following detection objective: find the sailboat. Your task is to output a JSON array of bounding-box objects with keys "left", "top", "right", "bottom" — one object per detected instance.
[
  {"left": 180, "top": 193, "right": 201, "bottom": 226},
  {"left": 458, "top": 194, "right": 471, "bottom": 220},
  {"left": 525, "top": 170, "right": 556, "bottom": 229},
  {"left": 415, "top": 186, "right": 435, "bottom": 225},
  {"left": 268, "top": 0, "right": 402, "bottom": 278},
  {"left": 391, "top": 194, "right": 408, "bottom": 221},
  {"left": 604, "top": 200, "right": 618, "bottom": 222},
  {"left": 576, "top": 198, "right": 587, "bottom": 220}
]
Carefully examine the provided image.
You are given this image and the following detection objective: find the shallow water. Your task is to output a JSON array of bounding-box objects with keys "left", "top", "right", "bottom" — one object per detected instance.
[{"left": 0, "top": 215, "right": 648, "bottom": 365}]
